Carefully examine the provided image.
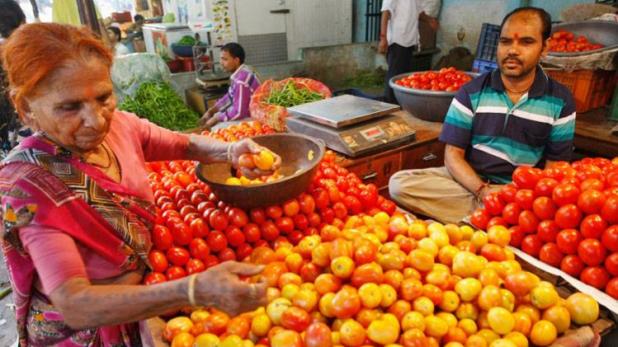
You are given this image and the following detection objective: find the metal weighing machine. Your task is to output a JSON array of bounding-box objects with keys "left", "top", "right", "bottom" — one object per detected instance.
[{"left": 286, "top": 95, "right": 416, "bottom": 157}]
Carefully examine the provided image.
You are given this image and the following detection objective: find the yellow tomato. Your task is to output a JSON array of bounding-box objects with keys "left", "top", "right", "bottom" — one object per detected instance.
[
  {"left": 530, "top": 320, "right": 557, "bottom": 346},
  {"left": 459, "top": 225, "right": 474, "bottom": 241},
  {"left": 401, "top": 311, "right": 426, "bottom": 331},
  {"left": 225, "top": 177, "right": 242, "bottom": 185},
  {"left": 418, "top": 238, "right": 440, "bottom": 257},
  {"left": 251, "top": 313, "right": 272, "bottom": 337},
  {"left": 220, "top": 335, "right": 243, "bottom": 347},
  {"left": 458, "top": 318, "right": 478, "bottom": 335},
  {"left": 466, "top": 335, "right": 489, "bottom": 347},
  {"left": 358, "top": 283, "right": 383, "bottom": 309},
  {"left": 565, "top": 293, "right": 599, "bottom": 325},
  {"left": 511, "top": 311, "right": 532, "bottom": 335},
  {"left": 408, "top": 221, "right": 427, "bottom": 239},
  {"left": 455, "top": 302, "right": 479, "bottom": 321},
  {"left": 436, "top": 312, "right": 458, "bottom": 329},
  {"left": 171, "top": 332, "right": 195, "bottom": 347},
  {"left": 454, "top": 278, "right": 482, "bottom": 302},
  {"left": 452, "top": 252, "right": 483, "bottom": 278},
  {"left": 424, "top": 315, "right": 449, "bottom": 338},
  {"left": 488, "top": 339, "right": 517, "bottom": 347},
  {"left": 439, "top": 290, "right": 460, "bottom": 312},
  {"left": 504, "top": 332, "right": 528, "bottom": 347},
  {"left": 164, "top": 317, "right": 194, "bottom": 341},
  {"left": 476, "top": 329, "right": 500, "bottom": 345},
  {"left": 487, "top": 225, "right": 511, "bottom": 247},
  {"left": 487, "top": 307, "right": 515, "bottom": 335},
  {"left": 530, "top": 286, "right": 559, "bottom": 310},
  {"left": 194, "top": 333, "right": 220, "bottom": 347},
  {"left": 470, "top": 231, "right": 489, "bottom": 250},
  {"left": 380, "top": 284, "right": 398, "bottom": 308},
  {"left": 367, "top": 314, "right": 400, "bottom": 345},
  {"left": 542, "top": 305, "right": 570, "bottom": 333},
  {"left": 253, "top": 150, "right": 274, "bottom": 170},
  {"left": 413, "top": 296, "right": 435, "bottom": 316}
]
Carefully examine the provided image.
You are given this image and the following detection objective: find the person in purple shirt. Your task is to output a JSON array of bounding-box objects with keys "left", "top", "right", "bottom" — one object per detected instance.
[{"left": 199, "top": 43, "right": 261, "bottom": 129}]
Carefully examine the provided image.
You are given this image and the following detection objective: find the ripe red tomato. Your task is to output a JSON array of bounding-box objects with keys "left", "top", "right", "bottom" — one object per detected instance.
[
  {"left": 581, "top": 178, "right": 604, "bottom": 191},
  {"left": 379, "top": 200, "right": 397, "bottom": 215},
  {"left": 166, "top": 266, "right": 187, "bottom": 280},
  {"left": 602, "top": 225, "right": 618, "bottom": 252},
  {"left": 552, "top": 184, "right": 580, "bottom": 206},
  {"left": 577, "top": 239, "right": 606, "bottom": 266},
  {"left": 218, "top": 247, "right": 237, "bottom": 262},
  {"left": 236, "top": 243, "right": 253, "bottom": 260},
  {"left": 513, "top": 166, "right": 542, "bottom": 189},
  {"left": 483, "top": 192, "right": 505, "bottom": 216},
  {"left": 470, "top": 208, "right": 490, "bottom": 229},
  {"left": 577, "top": 189, "right": 606, "bottom": 214},
  {"left": 152, "top": 225, "right": 174, "bottom": 250},
  {"left": 266, "top": 205, "right": 284, "bottom": 219},
  {"left": 537, "top": 220, "right": 560, "bottom": 243},
  {"left": 189, "top": 218, "right": 209, "bottom": 239},
  {"left": 313, "top": 189, "right": 330, "bottom": 210},
  {"left": 299, "top": 194, "right": 316, "bottom": 214},
  {"left": 359, "top": 186, "right": 378, "bottom": 207},
  {"left": 532, "top": 196, "right": 557, "bottom": 220},
  {"left": 534, "top": 177, "right": 559, "bottom": 197},
  {"left": 561, "top": 255, "right": 585, "bottom": 277},
  {"left": 332, "top": 202, "right": 348, "bottom": 220},
  {"left": 144, "top": 272, "right": 167, "bottom": 285},
  {"left": 600, "top": 194, "right": 618, "bottom": 224},
  {"left": 189, "top": 238, "right": 210, "bottom": 260},
  {"left": 225, "top": 226, "right": 246, "bottom": 247},
  {"left": 275, "top": 217, "right": 295, "bottom": 234},
  {"left": 580, "top": 266, "right": 610, "bottom": 289},
  {"left": 283, "top": 199, "right": 301, "bottom": 217},
  {"left": 518, "top": 210, "right": 539, "bottom": 234},
  {"left": 487, "top": 216, "right": 507, "bottom": 228},
  {"left": 166, "top": 247, "right": 190, "bottom": 266},
  {"left": 580, "top": 214, "right": 607, "bottom": 239},
  {"left": 499, "top": 184, "right": 518, "bottom": 203},
  {"left": 207, "top": 230, "right": 228, "bottom": 252},
  {"left": 502, "top": 202, "right": 522, "bottom": 225},
  {"left": 148, "top": 250, "right": 169, "bottom": 273},
  {"left": 228, "top": 208, "right": 249, "bottom": 227},
  {"left": 261, "top": 221, "right": 280, "bottom": 241},
  {"left": 186, "top": 258, "right": 206, "bottom": 274},
  {"left": 521, "top": 235, "right": 543, "bottom": 257},
  {"left": 170, "top": 222, "right": 193, "bottom": 246},
  {"left": 509, "top": 226, "right": 525, "bottom": 247},
  {"left": 209, "top": 210, "right": 229, "bottom": 231},
  {"left": 243, "top": 223, "right": 262, "bottom": 243},
  {"left": 539, "top": 243, "right": 564, "bottom": 267},
  {"left": 249, "top": 208, "right": 267, "bottom": 225},
  {"left": 556, "top": 229, "right": 582, "bottom": 255},
  {"left": 343, "top": 195, "right": 363, "bottom": 215},
  {"left": 605, "top": 252, "right": 618, "bottom": 276},
  {"left": 554, "top": 204, "right": 582, "bottom": 229},
  {"left": 514, "top": 189, "right": 535, "bottom": 210}
]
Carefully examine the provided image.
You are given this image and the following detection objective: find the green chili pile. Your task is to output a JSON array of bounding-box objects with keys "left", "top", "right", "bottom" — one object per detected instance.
[
  {"left": 119, "top": 81, "right": 199, "bottom": 131},
  {"left": 265, "top": 80, "right": 324, "bottom": 107}
]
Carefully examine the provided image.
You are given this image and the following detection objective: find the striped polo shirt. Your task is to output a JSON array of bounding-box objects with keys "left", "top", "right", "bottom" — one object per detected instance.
[{"left": 439, "top": 67, "right": 576, "bottom": 184}]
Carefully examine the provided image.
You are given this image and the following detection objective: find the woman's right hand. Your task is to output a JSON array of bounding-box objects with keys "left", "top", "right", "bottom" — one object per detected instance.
[{"left": 195, "top": 261, "right": 267, "bottom": 317}]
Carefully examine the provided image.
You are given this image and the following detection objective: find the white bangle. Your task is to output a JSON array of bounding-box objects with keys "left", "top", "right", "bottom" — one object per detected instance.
[
  {"left": 187, "top": 274, "right": 198, "bottom": 306},
  {"left": 226, "top": 143, "right": 233, "bottom": 163}
]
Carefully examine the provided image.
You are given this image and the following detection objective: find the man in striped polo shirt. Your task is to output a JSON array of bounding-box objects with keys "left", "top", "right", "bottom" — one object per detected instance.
[{"left": 389, "top": 7, "right": 576, "bottom": 224}]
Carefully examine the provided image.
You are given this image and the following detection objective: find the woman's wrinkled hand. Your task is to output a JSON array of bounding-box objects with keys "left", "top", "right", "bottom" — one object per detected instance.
[
  {"left": 195, "top": 261, "right": 267, "bottom": 317},
  {"left": 229, "top": 138, "right": 282, "bottom": 179}
]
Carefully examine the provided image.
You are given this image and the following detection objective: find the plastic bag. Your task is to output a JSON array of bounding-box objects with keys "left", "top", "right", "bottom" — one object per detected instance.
[
  {"left": 111, "top": 53, "right": 172, "bottom": 103},
  {"left": 250, "top": 78, "right": 331, "bottom": 131}
]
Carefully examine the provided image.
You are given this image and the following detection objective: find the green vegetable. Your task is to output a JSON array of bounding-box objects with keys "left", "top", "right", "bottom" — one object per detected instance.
[
  {"left": 119, "top": 81, "right": 199, "bottom": 131},
  {"left": 177, "top": 35, "right": 197, "bottom": 46},
  {"left": 266, "top": 80, "right": 324, "bottom": 107}
]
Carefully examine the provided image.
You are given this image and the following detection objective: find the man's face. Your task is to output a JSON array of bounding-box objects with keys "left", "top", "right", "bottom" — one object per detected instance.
[
  {"left": 497, "top": 12, "right": 548, "bottom": 79},
  {"left": 220, "top": 50, "right": 241, "bottom": 73}
]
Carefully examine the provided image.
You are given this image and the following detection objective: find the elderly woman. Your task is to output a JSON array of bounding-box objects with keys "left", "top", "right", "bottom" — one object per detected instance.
[{"left": 0, "top": 23, "right": 277, "bottom": 346}]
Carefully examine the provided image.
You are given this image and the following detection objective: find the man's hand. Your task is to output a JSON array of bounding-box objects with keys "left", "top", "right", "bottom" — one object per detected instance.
[
  {"left": 229, "top": 138, "right": 282, "bottom": 179},
  {"left": 203, "top": 116, "right": 219, "bottom": 130},
  {"left": 429, "top": 18, "right": 439, "bottom": 31},
  {"left": 378, "top": 38, "right": 388, "bottom": 54},
  {"left": 199, "top": 107, "right": 217, "bottom": 127}
]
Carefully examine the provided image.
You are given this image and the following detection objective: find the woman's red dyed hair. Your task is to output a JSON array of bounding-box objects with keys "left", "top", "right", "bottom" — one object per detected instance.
[{"left": 1, "top": 23, "right": 113, "bottom": 114}]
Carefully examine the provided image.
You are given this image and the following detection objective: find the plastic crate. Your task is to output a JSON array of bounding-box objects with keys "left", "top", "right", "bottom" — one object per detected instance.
[
  {"left": 472, "top": 59, "right": 497, "bottom": 73},
  {"left": 545, "top": 69, "right": 617, "bottom": 113},
  {"left": 475, "top": 23, "right": 501, "bottom": 62}
]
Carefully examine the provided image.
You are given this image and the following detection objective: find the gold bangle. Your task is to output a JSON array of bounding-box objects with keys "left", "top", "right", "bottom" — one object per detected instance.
[{"left": 187, "top": 274, "right": 198, "bottom": 306}]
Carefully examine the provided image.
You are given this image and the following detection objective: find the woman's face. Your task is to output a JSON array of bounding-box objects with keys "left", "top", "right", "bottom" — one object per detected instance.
[{"left": 22, "top": 58, "right": 115, "bottom": 153}]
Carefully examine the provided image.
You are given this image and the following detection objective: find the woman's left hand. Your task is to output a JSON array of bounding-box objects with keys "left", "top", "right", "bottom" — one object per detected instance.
[{"left": 229, "top": 138, "right": 281, "bottom": 179}]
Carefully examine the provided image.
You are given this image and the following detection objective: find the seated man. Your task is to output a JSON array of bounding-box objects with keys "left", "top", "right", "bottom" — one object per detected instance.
[
  {"left": 200, "top": 43, "right": 260, "bottom": 129},
  {"left": 389, "top": 7, "right": 576, "bottom": 224}
]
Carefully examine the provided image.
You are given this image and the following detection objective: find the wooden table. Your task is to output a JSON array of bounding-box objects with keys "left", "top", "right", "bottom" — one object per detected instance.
[
  {"left": 335, "top": 111, "right": 444, "bottom": 191},
  {"left": 575, "top": 108, "right": 618, "bottom": 158}
]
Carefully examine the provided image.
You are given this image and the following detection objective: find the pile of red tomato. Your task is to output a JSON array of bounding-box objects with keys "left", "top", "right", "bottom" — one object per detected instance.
[
  {"left": 143, "top": 121, "right": 397, "bottom": 285},
  {"left": 471, "top": 157, "right": 618, "bottom": 298},
  {"left": 201, "top": 120, "right": 275, "bottom": 142},
  {"left": 394, "top": 67, "right": 473, "bottom": 92},
  {"left": 548, "top": 31, "right": 604, "bottom": 53}
]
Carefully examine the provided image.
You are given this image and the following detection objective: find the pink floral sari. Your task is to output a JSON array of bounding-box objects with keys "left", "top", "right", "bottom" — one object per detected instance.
[{"left": 0, "top": 134, "right": 155, "bottom": 346}]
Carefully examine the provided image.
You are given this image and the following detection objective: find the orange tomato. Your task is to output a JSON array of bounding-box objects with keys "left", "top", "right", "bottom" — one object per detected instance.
[
  {"left": 389, "top": 299, "right": 413, "bottom": 321},
  {"left": 565, "top": 293, "right": 599, "bottom": 325},
  {"left": 331, "top": 286, "right": 362, "bottom": 319},
  {"left": 164, "top": 317, "right": 194, "bottom": 341},
  {"left": 503, "top": 272, "right": 539, "bottom": 297},
  {"left": 358, "top": 283, "right": 383, "bottom": 309},
  {"left": 270, "top": 329, "right": 303, "bottom": 347},
  {"left": 511, "top": 311, "right": 532, "bottom": 335},
  {"left": 356, "top": 308, "right": 381, "bottom": 328},
  {"left": 530, "top": 320, "right": 557, "bottom": 346},
  {"left": 314, "top": 273, "right": 341, "bottom": 295},
  {"left": 400, "top": 278, "right": 424, "bottom": 301},
  {"left": 478, "top": 285, "right": 502, "bottom": 311},
  {"left": 367, "top": 313, "right": 400, "bottom": 345},
  {"left": 171, "top": 332, "right": 195, "bottom": 347},
  {"left": 542, "top": 305, "right": 570, "bottom": 334},
  {"left": 339, "top": 319, "right": 366, "bottom": 346}
]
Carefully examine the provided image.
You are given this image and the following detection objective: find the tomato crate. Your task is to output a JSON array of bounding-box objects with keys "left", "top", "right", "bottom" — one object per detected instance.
[
  {"left": 545, "top": 68, "right": 617, "bottom": 113},
  {"left": 474, "top": 23, "right": 501, "bottom": 62}
]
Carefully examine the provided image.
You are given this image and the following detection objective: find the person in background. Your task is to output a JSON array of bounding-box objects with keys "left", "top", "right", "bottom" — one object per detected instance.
[
  {"left": 419, "top": 0, "right": 441, "bottom": 50},
  {"left": 389, "top": 7, "right": 576, "bottom": 224},
  {"left": 127, "top": 14, "right": 145, "bottom": 34},
  {"left": 199, "top": 43, "right": 260, "bottom": 129},
  {"left": 106, "top": 26, "right": 130, "bottom": 57},
  {"left": 0, "top": 0, "right": 26, "bottom": 154},
  {"left": 378, "top": 0, "right": 438, "bottom": 103}
]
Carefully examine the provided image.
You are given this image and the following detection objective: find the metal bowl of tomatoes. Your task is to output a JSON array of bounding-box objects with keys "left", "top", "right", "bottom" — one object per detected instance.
[
  {"left": 390, "top": 69, "right": 477, "bottom": 122},
  {"left": 196, "top": 133, "right": 325, "bottom": 209}
]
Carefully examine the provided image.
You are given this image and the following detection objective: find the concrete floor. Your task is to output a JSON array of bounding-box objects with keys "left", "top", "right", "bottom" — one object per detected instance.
[{"left": 0, "top": 256, "right": 17, "bottom": 347}]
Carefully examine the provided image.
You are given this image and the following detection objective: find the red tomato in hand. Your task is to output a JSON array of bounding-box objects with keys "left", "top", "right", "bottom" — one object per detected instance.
[
  {"left": 148, "top": 250, "right": 169, "bottom": 273},
  {"left": 555, "top": 204, "right": 582, "bottom": 229},
  {"left": 539, "top": 243, "right": 564, "bottom": 267},
  {"left": 577, "top": 239, "right": 606, "bottom": 266},
  {"left": 580, "top": 266, "right": 610, "bottom": 289},
  {"left": 556, "top": 229, "right": 582, "bottom": 255},
  {"left": 560, "top": 255, "right": 585, "bottom": 277}
]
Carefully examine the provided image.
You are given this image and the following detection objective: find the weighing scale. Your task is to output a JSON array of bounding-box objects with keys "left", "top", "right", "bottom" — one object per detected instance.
[{"left": 286, "top": 95, "right": 416, "bottom": 157}]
